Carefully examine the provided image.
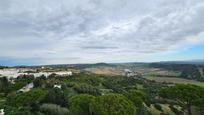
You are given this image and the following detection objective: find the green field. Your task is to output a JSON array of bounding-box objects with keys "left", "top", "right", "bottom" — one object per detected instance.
[{"left": 143, "top": 75, "right": 204, "bottom": 87}]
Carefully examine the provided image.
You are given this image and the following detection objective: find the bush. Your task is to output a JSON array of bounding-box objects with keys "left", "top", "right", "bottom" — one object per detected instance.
[
  {"left": 40, "top": 104, "right": 70, "bottom": 115},
  {"left": 0, "top": 77, "right": 9, "bottom": 93},
  {"left": 42, "top": 89, "right": 68, "bottom": 107},
  {"left": 145, "top": 98, "right": 151, "bottom": 107},
  {"left": 69, "top": 94, "right": 95, "bottom": 115},
  {"left": 90, "top": 93, "right": 136, "bottom": 115},
  {"left": 123, "top": 90, "right": 145, "bottom": 108},
  {"left": 33, "top": 78, "right": 44, "bottom": 88},
  {"left": 5, "top": 106, "right": 43, "bottom": 115},
  {"left": 169, "top": 105, "right": 183, "bottom": 115},
  {"left": 73, "top": 84, "right": 101, "bottom": 96},
  {"left": 7, "top": 89, "right": 46, "bottom": 107}
]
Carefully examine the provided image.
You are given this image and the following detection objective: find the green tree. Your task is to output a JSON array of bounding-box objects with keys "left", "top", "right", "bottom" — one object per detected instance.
[
  {"left": 73, "top": 84, "right": 101, "bottom": 96},
  {"left": 192, "top": 86, "right": 204, "bottom": 115},
  {"left": 159, "top": 84, "right": 204, "bottom": 115},
  {"left": 90, "top": 94, "right": 136, "bottom": 115},
  {"left": 17, "top": 75, "right": 35, "bottom": 83},
  {"left": 40, "top": 104, "right": 70, "bottom": 115},
  {"left": 7, "top": 88, "right": 46, "bottom": 107},
  {"left": 5, "top": 107, "right": 43, "bottom": 115},
  {"left": 123, "top": 90, "right": 146, "bottom": 114},
  {"left": 0, "top": 77, "right": 9, "bottom": 93},
  {"left": 124, "top": 90, "right": 145, "bottom": 108},
  {"left": 43, "top": 89, "right": 68, "bottom": 107},
  {"left": 69, "top": 94, "right": 95, "bottom": 115},
  {"left": 33, "top": 76, "right": 46, "bottom": 88}
]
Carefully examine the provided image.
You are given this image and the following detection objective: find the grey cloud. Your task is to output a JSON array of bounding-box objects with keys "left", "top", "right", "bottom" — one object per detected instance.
[
  {"left": 0, "top": 0, "right": 204, "bottom": 64},
  {"left": 82, "top": 46, "right": 118, "bottom": 50}
]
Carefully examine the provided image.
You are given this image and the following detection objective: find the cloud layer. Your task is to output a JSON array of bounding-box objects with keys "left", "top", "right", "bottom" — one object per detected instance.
[{"left": 0, "top": 0, "right": 204, "bottom": 65}]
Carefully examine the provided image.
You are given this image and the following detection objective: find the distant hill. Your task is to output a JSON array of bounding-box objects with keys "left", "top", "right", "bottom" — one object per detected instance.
[
  {"left": 149, "top": 63, "right": 204, "bottom": 82},
  {"left": 72, "top": 63, "right": 115, "bottom": 69},
  {"left": 32, "top": 63, "right": 115, "bottom": 69},
  {"left": 157, "top": 59, "right": 204, "bottom": 65}
]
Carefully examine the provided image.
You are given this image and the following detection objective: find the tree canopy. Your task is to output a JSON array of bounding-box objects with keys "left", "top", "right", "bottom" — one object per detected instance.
[
  {"left": 90, "top": 93, "right": 136, "bottom": 115},
  {"left": 43, "top": 89, "right": 68, "bottom": 107},
  {"left": 159, "top": 84, "right": 204, "bottom": 115},
  {"left": 69, "top": 94, "right": 95, "bottom": 115}
]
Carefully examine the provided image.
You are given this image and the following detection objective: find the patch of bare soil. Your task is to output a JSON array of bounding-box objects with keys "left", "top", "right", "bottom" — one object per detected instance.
[{"left": 84, "top": 67, "right": 122, "bottom": 75}]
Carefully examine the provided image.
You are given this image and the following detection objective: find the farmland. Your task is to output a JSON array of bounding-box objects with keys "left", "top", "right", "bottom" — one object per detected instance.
[{"left": 143, "top": 75, "right": 204, "bottom": 87}]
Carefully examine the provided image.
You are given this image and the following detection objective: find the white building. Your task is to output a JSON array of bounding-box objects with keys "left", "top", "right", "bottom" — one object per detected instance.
[
  {"left": 33, "top": 72, "right": 51, "bottom": 78},
  {"left": 0, "top": 109, "right": 4, "bottom": 115},
  {"left": 0, "top": 69, "right": 19, "bottom": 78},
  {"left": 18, "top": 83, "right": 34, "bottom": 93},
  {"left": 124, "top": 69, "right": 140, "bottom": 77},
  {"left": 0, "top": 69, "right": 72, "bottom": 79},
  {"left": 55, "top": 71, "right": 73, "bottom": 76},
  {"left": 54, "top": 84, "right": 62, "bottom": 89}
]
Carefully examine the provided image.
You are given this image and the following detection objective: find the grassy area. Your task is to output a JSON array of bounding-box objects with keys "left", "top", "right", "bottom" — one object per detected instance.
[
  {"left": 160, "top": 104, "right": 175, "bottom": 115},
  {"left": 143, "top": 75, "right": 204, "bottom": 87},
  {"left": 145, "top": 104, "right": 176, "bottom": 115},
  {"left": 147, "top": 105, "right": 161, "bottom": 115},
  {"left": 137, "top": 84, "right": 144, "bottom": 89}
]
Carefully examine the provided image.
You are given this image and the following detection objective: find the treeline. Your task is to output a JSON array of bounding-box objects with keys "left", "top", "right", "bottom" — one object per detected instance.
[
  {"left": 35, "top": 63, "right": 114, "bottom": 69},
  {"left": 0, "top": 66, "right": 9, "bottom": 69},
  {"left": 149, "top": 63, "right": 204, "bottom": 81}
]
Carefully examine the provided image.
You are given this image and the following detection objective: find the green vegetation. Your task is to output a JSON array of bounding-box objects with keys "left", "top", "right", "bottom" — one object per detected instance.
[
  {"left": 124, "top": 90, "right": 145, "bottom": 107},
  {"left": 143, "top": 75, "right": 204, "bottom": 87},
  {"left": 40, "top": 104, "right": 70, "bottom": 115},
  {"left": 7, "top": 88, "right": 46, "bottom": 107},
  {"left": 90, "top": 94, "right": 136, "bottom": 115},
  {"left": 0, "top": 77, "right": 9, "bottom": 93},
  {"left": 43, "top": 89, "right": 68, "bottom": 107},
  {"left": 0, "top": 67, "right": 204, "bottom": 115},
  {"left": 0, "top": 66, "right": 8, "bottom": 69},
  {"left": 154, "top": 104, "right": 162, "bottom": 111},
  {"left": 159, "top": 84, "right": 204, "bottom": 115},
  {"left": 69, "top": 94, "right": 95, "bottom": 115},
  {"left": 149, "top": 63, "right": 204, "bottom": 81},
  {"left": 73, "top": 84, "right": 101, "bottom": 96}
]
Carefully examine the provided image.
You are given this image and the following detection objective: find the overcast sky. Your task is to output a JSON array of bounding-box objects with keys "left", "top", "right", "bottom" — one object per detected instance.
[{"left": 0, "top": 0, "right": 204, "bottom": 66}]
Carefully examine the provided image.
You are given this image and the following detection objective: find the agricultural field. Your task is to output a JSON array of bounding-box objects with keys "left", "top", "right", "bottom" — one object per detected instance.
[
  {"left": 84, "top": 67, "right": 122, "bottom": 75},
  {"left": 143, "top": 75, "right": 204, "bottom": 87}
]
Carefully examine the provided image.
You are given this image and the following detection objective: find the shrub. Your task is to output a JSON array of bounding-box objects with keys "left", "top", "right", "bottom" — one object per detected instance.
[
  {"left": 42, "top": 89, "right": 68, "bottom": 107},
  {"left": 169, "top": 105, "right": 183, "bottom": 115},
  {"left": 69, "top": 94, "right": 95, "bottom": 115},
  {"left": 73, "top": 84, "right": 101, "bottom": 96},
  {"left": 40, "top": 104, "right": 70, "bottom": 115},
  {"left": 90, "top": 94, "right": 136, "bottom": 115},
  {"left": 7, "top": 89, "right": 46, "bottom": 107}
]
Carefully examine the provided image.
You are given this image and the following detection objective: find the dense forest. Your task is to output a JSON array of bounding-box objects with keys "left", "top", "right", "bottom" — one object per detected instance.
[
  {"left": 30, "top": 63, "right": 115, "bottom": 69},
  {"left": 0, "top": 72, "right": 204, "bottom": 115}
]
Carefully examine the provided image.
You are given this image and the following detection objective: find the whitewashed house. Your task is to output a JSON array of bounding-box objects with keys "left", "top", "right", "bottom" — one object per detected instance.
[
  {"left": 18, "top": 83, "right": 34, "bottom": 93},
  {"left": 124, "top": 69, "right": 140, "bottom": 77},
  {"left": 33, "top": 72, "right": 51, "bottom": 78},
  {"left": 55, "top": 71, "right": 73, "bottom": 76},
  {"left": 54, "top": 84, "right": 62, "bottom": 89},
  {"left": 0, "top": 109, "right": 4, "bottom": 115}
]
